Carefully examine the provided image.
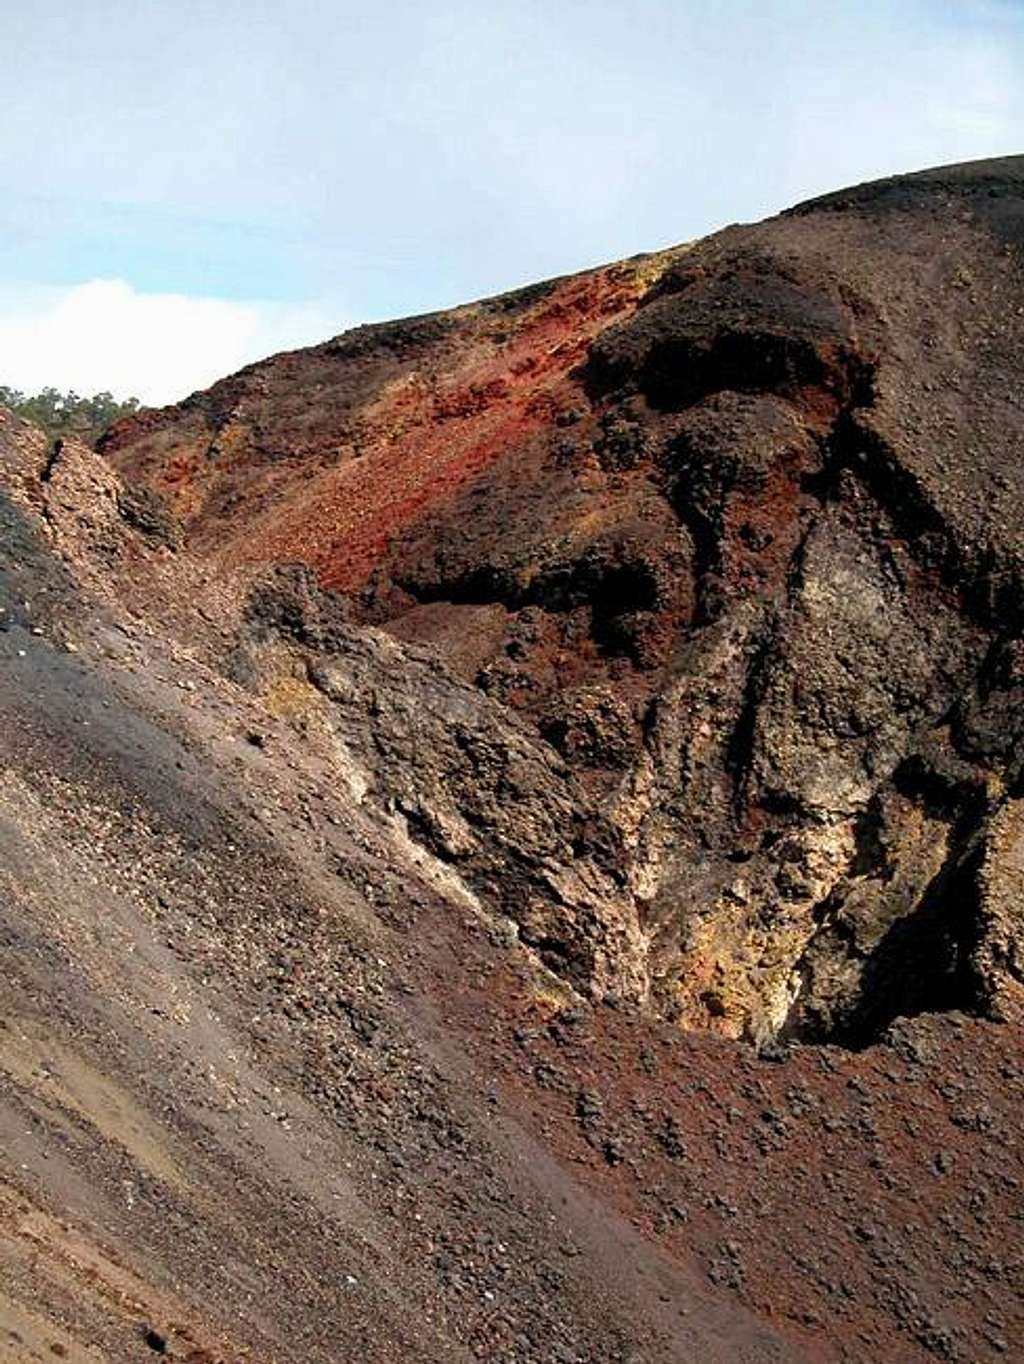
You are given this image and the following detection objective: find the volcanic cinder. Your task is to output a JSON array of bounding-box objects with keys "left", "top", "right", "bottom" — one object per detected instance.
[{"left": 1, "top": 156, "right": 1023, "bottom": 1363}]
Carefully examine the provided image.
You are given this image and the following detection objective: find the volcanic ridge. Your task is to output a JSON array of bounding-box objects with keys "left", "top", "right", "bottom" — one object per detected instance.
[{"left": 1, "top": 155, "right": 1023, "bottom": 1363}]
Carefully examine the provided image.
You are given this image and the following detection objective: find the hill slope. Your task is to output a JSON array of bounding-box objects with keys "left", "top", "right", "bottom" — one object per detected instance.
[
  {"left": 1, "top": 157, "right": 1023, "bottom": 1362},
  {"left": 104, "top": 155, "right": 1024, "bottom": 1045}
]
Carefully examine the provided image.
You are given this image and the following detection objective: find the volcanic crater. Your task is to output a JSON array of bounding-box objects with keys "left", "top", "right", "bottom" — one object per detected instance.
[{"left": 1, "top": 155, "right": 1023, "bottom": 1363}]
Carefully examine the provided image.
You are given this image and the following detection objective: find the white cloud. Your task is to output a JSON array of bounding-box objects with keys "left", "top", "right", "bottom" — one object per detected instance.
[{"left": 0, "top": 279, "right": 339, "bottom": 406}]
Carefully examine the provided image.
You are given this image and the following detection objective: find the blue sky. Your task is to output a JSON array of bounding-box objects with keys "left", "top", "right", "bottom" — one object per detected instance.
[{"left": 1, "top": 0, "right": 1022, "bottom": 402}]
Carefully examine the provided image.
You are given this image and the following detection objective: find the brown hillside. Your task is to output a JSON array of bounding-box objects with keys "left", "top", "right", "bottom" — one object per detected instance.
[{"left": 1, "top": 156, "right": 1022, "bottom": 1363}]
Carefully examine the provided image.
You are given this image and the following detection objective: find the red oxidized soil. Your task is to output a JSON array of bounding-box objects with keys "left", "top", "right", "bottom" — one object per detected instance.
[
  {"left": 237, "top": 273, "right": 645, "bottom": 590},
  {"left": 105, "top": 263, "right": 655, "bottom": 593}
]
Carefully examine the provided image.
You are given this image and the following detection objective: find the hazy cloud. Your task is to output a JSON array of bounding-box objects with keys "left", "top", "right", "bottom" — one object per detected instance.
[
  {"left": 0, "top": 1, "right": 1022, "bottom": 399},
  {"left": 0, "top": 280, "right": 337, "bottom": 404}
]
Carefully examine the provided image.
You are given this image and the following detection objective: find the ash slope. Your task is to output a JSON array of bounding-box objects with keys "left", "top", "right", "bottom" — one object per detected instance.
[
  {"left": 0, "top": 415, "right": 787, "bottom": 1363},
  {"left": 104, "top": 155, "right": 1024, "bottom": 1046}
]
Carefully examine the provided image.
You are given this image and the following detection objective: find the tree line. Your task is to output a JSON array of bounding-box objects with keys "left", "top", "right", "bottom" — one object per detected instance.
[{"left": 0, "top": 386, "right": 142, "bottom": 446}]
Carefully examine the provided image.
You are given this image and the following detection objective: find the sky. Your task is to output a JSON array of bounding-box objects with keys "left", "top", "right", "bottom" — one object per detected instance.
[{"left": 1, "top": 0, "right": 1022, "bottom": 404}]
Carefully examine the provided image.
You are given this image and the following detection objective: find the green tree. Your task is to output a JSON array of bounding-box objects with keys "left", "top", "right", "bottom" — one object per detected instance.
[{"left": 0, "top": 384, "right": 142, "bottom": 446}]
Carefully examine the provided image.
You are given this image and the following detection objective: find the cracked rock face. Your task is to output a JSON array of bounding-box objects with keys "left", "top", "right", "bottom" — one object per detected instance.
[
  {"left": 306, "top": 627, "right": 650, "bottom": 1003},
  {"left": 103, "top": 156, "right": 1024, "bottom": 1046}
]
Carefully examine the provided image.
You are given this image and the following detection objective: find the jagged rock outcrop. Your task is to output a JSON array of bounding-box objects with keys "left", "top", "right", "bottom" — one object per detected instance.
[
  {"left": 101, "top": 156, "right": 1024, "bottom": 1044},
  {"left": 237, "top": 563, "right": 650, "bottom": 1002}
]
